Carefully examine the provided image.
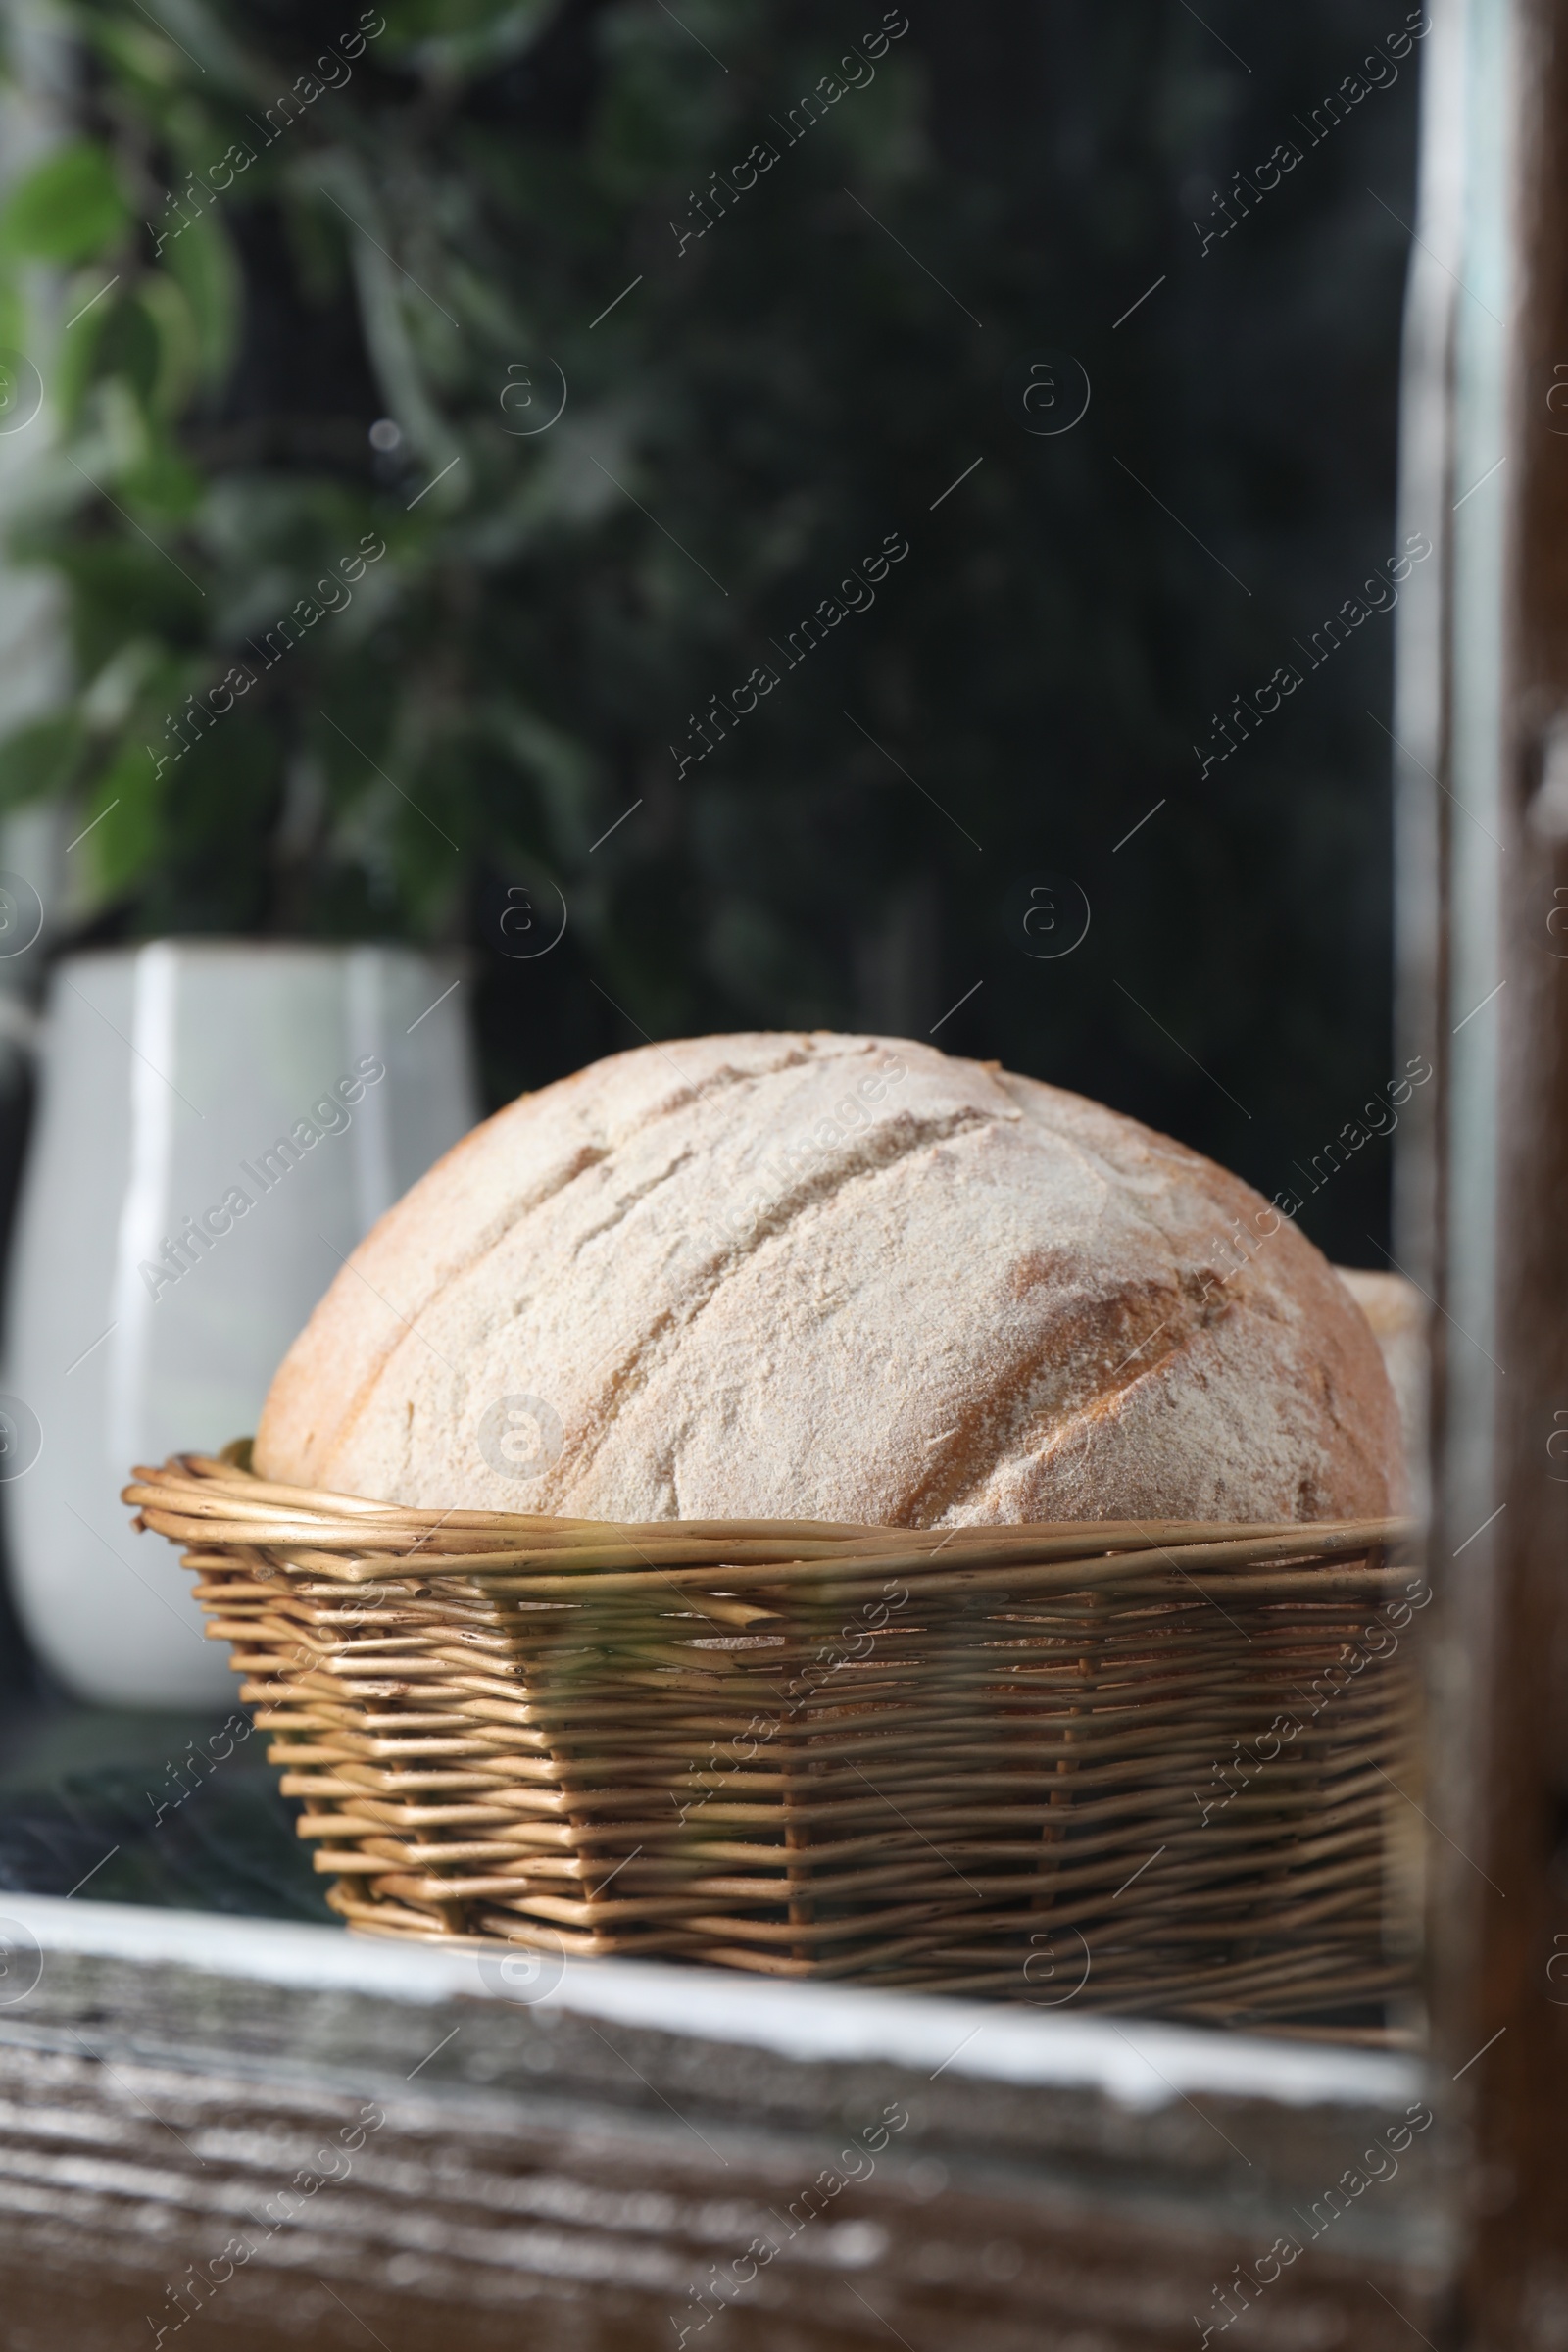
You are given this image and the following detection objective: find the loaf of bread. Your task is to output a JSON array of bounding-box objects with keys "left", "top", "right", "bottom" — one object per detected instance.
[
  {"left": 254, "top": 1031, "right": 1405, "bottom": 1525},
  {"left": 1334, "top": 1265, "right": 1426, "bottom": 1518}
]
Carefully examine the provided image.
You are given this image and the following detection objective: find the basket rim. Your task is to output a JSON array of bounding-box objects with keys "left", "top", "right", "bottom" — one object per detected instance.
[{"left": 122, "top": 1446, "right": 1422, "bottom": 1599}]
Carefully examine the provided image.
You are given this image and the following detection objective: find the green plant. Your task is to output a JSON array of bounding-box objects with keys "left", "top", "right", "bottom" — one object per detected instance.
[{"left": 0, "top": 1, "right": 955, "bottom": 956}]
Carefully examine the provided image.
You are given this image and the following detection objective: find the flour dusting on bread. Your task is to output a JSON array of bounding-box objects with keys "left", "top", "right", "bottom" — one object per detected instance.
[{"left": 255, "top": 1031, "right": 1405, "bottom": 1525}]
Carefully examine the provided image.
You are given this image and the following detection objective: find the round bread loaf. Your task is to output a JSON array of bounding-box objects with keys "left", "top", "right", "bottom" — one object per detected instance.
[{"left": 254, "top": 1030, "right": 1405, "bottom": 1525}]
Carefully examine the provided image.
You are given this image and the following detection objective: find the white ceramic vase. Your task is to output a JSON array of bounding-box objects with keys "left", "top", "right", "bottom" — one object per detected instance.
[{"left": 2, "top": 941, "right": 478, "bottom": 1706}]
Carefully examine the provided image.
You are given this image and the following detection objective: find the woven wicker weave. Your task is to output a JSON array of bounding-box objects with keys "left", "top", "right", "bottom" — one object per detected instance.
[{"left": 125, "top": 1448, "right": 1424, "bottom": 2029}]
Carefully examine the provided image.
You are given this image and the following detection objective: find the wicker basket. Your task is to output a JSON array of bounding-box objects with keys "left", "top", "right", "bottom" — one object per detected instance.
[{"left": 125, "top": 1449, "right": 1424, "bottom": 2032}]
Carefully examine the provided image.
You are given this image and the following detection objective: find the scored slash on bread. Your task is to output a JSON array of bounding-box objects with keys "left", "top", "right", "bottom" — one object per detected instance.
[{"left": 254, "top": 1031, "right": 1406, "bottom": 1528}]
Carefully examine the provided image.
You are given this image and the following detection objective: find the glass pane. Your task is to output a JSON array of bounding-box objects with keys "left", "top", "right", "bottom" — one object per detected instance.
[{"left": 0, "top": 0, "right": 1432, "bottom": 2052}]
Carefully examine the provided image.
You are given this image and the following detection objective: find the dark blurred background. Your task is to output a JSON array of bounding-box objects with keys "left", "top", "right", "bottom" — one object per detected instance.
[{"left": 0, "top": 0, "right": 1419, "bottom": 1269}]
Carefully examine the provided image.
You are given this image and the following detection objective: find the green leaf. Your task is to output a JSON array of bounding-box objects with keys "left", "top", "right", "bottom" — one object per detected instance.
[
  {"left": 84, "top": 736, "right": 164, "bottom": 895},
  {"left": 136, "top": 273, "right": 202, "bottom": 418},
  {"left": 0, "top": 141, "right": 128, "bottom": 266},
  {"left": 160, "top": 206, "right": 240, "bottom": 390},
  {"left": 94, "top": 294, "right": 163, "bottom": 405},
  {"left": 92, "top": 19, "right": 189, "bottom": 100},
  {"left": 120, "top": 443, "right": 206, "bottom": 519},
  {"left": 0, "top": 713, "right": 85, "bottom": 809}
]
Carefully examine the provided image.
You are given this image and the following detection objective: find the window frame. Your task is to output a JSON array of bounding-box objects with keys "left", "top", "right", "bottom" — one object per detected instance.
[{"left": 4, "top": 0, "right": 1566, "bottom": 2336}]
